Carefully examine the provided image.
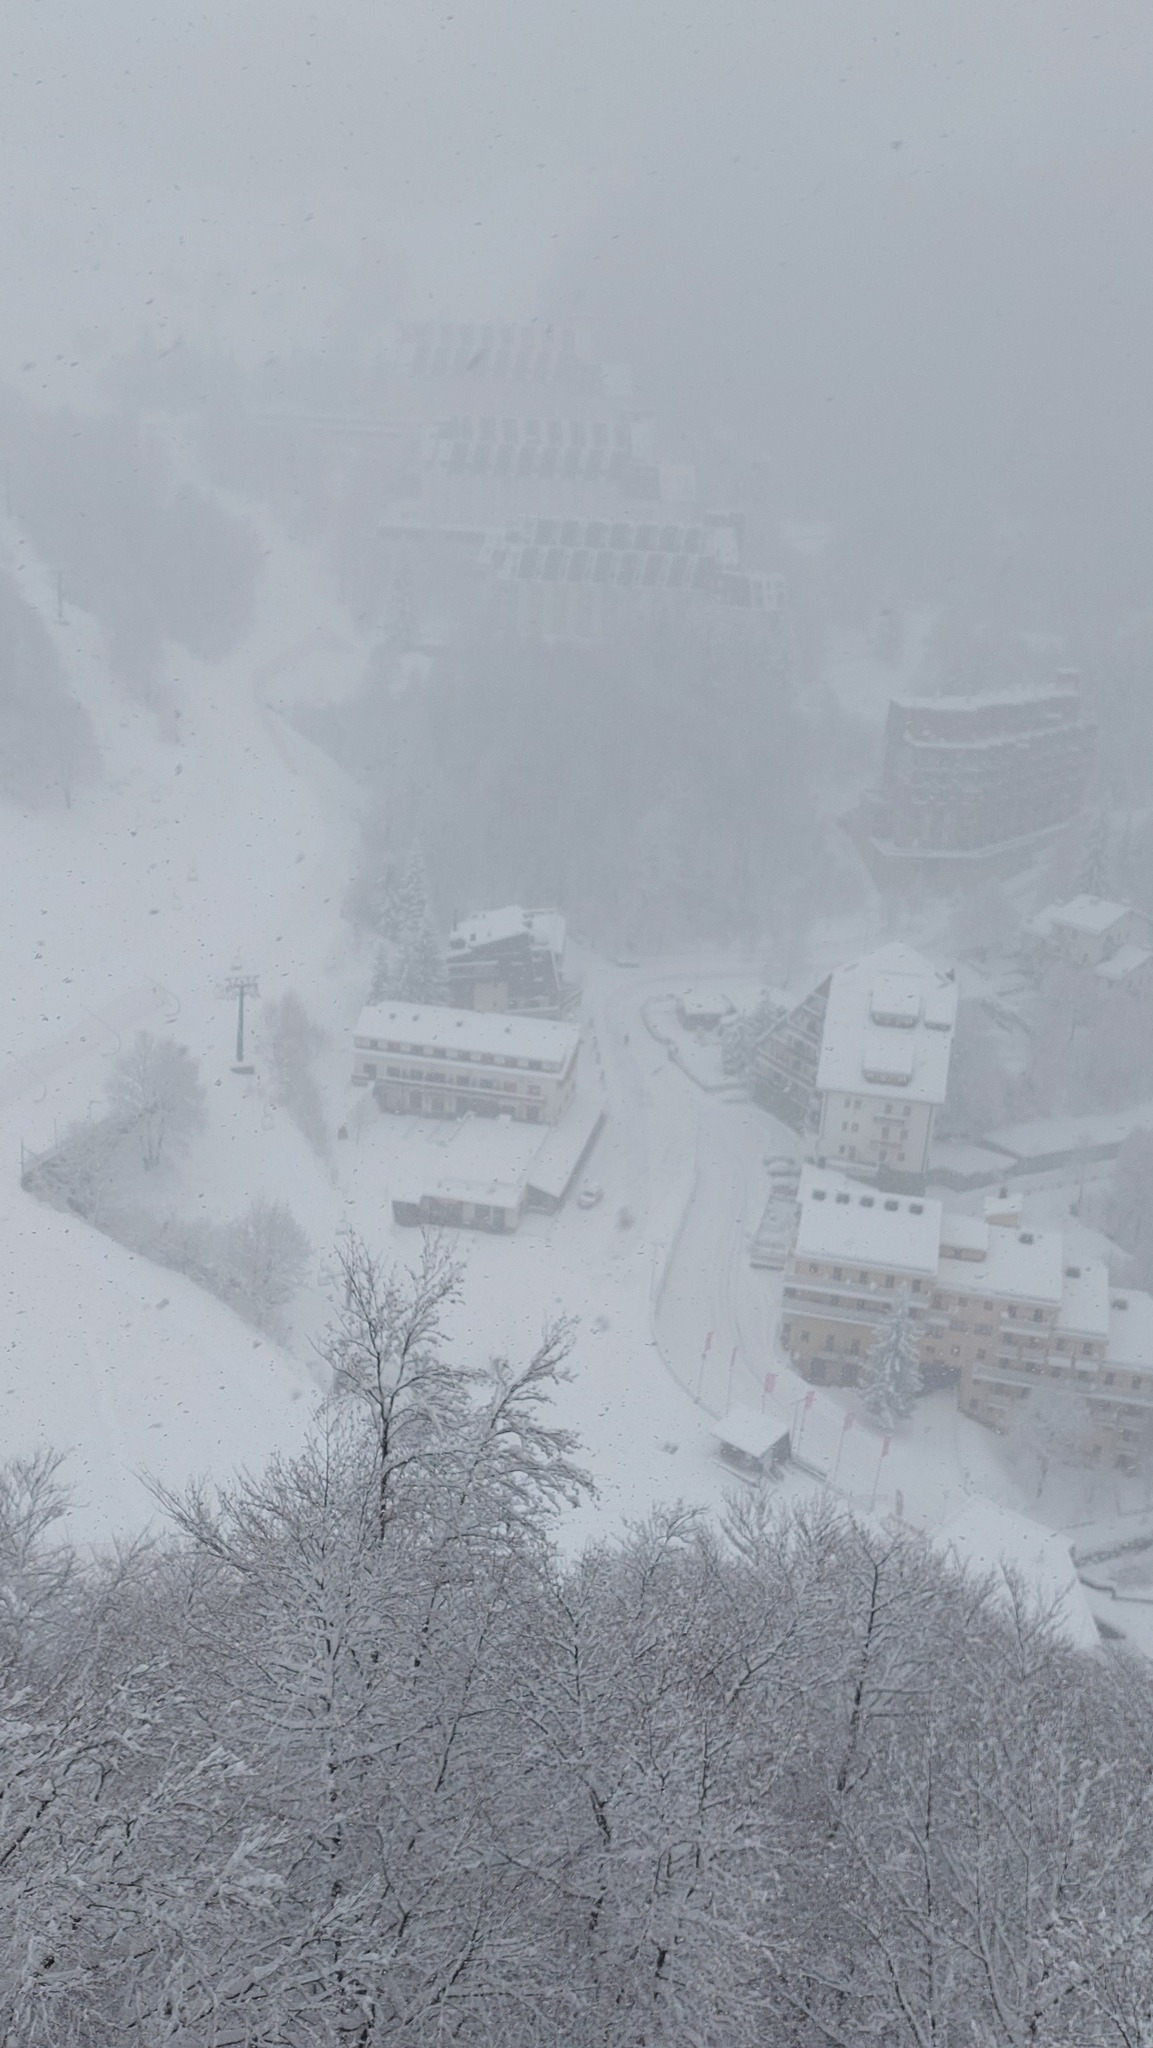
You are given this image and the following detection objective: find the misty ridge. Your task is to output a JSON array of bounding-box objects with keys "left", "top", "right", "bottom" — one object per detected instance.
[{"left": 10, "top": 336, "right": 1153, "bottom": 955}]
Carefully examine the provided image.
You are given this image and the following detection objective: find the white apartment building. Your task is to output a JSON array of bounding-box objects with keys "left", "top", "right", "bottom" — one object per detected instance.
[
  {"left": 352, "top": 1002, "right": 580, "bottom": 1124},
  {"left": 813, "top": 944, "right": 957, "bottom": 1183}
]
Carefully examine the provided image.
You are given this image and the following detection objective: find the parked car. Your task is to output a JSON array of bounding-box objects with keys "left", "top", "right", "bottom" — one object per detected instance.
[{"left": 577, "top": 1181, "right": 604, "bottom": 1209}]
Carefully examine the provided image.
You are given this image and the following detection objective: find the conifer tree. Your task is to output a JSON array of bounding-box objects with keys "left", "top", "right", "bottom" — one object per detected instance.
[{"left": 859, "top": 1286, "right": 923, "bottom": 1428}]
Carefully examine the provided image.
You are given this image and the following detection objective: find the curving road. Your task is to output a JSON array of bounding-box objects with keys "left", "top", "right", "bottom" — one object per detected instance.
[{"left": 582, "top": 955, "right": 795, "bottom": 1418}]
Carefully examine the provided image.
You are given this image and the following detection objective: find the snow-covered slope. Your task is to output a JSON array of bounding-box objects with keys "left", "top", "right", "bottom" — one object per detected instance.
[{"left": 0, "top": 514, "right": 371, "bottom": 1539}]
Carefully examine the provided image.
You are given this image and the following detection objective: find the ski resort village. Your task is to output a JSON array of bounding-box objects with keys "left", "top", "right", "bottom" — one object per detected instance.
[{"left": 4, "top": 321, "right": 1153, "bottom": 1676}]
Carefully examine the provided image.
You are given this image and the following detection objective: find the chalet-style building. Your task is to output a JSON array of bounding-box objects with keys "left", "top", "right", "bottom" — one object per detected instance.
[
  {"left": 1024, "top": 894, "right": 1153, "bottom": 991},
  {"left": 445, "top": 906, "right": 574, "bottom": 1016}
]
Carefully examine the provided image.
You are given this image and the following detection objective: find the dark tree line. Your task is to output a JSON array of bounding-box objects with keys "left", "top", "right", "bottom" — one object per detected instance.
[{"left": 2, "top": 1234, "right": 1151, "bottom": 2045}]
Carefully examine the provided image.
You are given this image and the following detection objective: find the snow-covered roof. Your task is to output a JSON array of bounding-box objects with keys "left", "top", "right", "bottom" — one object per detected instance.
[
  {"left": 938, "top": 1212, "right": 990, "bottom": 1259},
  {"left": 527, "top": 908, "right": 566, "bottom": 958},
  {"left": 1106, "top": 1289, "right": 1153, "bottom": 1374},
  {"left": 355, "top": 1001, "right": 580, "bottom": 1068},
  {"left": 893, "top": 686, "right": 1082, "bottom": 713},
  {"left": 388, "top": 1112, "right": 543, "bottom": 1212},
  {"left": 1037, "top": 894, "right": 1132, "bottom": 937},
  {"left": 1057, "top": 1259, "right": 1111, "bottom": 1341},
  {"left": 711, "top": 1403, "right": 793, "bottom": 1460},
  {"left": 794, "top": 1166, "right": 942, "bottom": 1275},
  {"left": 935, "top": 1500, "right": 1100, "bottom": 1654},
  {"left": 447, "top": 905, "right": 531, "bottom": 951},
  {"left": 816, "top": 942, "right": 958, "bottom": 1105},
  {"left": 678, "top": 987, "right": 733, "bottom": 1018},
  {"left": 941, "top": 1225, "right": 1065, "bottom": 1307},
  {"left": 1095, "top": 944, "right": 1153, "bottom": 983}
]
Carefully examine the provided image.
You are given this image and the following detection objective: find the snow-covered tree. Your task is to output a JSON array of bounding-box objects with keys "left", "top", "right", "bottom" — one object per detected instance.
[
  {"left": 721, "top": 988, "right": 784, "bottom": 1078},
  {"left": 367, "top": 842, "right": 446, "bottom": 1007},
  {"left": 1077, "top": 806, "right": 1113, "bottom": 899},
  {"left": 940, "top": 997, "right": 1010, "bottom": 1137},
  {"left": 20, "top": 1112, "right": 129, "bottom": 1221},
  {"left": 263, "top": 990, "right": 328, "bottom": 1156},
  {"left": 106, "top": 1031, "right": 205, "bottom": 1169},
  {"left": 859, "top": 1288, "right": 923, "bottom": 1428},
  {"left": 1004, "top": 1386, "right": 1094, "bottom": 1500},
  {"left": 221, "top": 1197, "right": 311, "bottom": 1332}
]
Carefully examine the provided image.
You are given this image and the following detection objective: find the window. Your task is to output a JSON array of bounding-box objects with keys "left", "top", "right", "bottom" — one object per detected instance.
[
  {"left": 1033, "top": 1309, "right": 1044, "bottom": 1323},
  {"left": 884, "top": 1275, "right": 895, "bottom": 1290}
]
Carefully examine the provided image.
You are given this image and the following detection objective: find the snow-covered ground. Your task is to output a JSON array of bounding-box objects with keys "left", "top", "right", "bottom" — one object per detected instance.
[{"left": 0, "top": 508, "right": 1135, "bottom": 1650}]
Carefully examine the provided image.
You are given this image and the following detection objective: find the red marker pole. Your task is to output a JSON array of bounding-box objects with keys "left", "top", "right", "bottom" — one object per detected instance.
[{"left": 696, "top": 1330, "right": 714, "bottom": 1401}]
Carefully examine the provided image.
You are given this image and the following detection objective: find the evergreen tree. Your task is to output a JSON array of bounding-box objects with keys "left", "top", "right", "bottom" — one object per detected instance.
[
  {"left": 859, "top": 1287, "right": 923, "bottom": 1428},
  {"left": 1077, "top": 808, "right": 1113, "bottom": 900},
  {"left": 368, "top": 842, "right": 446, "bottom": 1006}
]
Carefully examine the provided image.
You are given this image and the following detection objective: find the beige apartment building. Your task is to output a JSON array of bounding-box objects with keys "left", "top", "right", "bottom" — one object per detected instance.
[
  {"left": 780, "top": 1169, "right": 1153, "bottom": 1471},
  {"left": 351, "top": 1002, "right": 580, "bottom": 1124}
]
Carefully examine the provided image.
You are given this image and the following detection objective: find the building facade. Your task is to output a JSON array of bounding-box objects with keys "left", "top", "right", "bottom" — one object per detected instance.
[
  {"left": 857, "top": 685, "right": 1096, "bottom": 872},
  {"left": 749, "top": 942, "right": 957, "bottom": 1187},
  {"left": 352, "top": 1002, "right": 580, "bottom": 1124},
  {"left": 1024, "top": 895, "right": 1153, "bottom": 971},
  {"left": 779, "top": 1170, "right": 1153, "bottom": 1470},
  {"left": 445, "top": 906, "right": 573, "bottom": 1016}
]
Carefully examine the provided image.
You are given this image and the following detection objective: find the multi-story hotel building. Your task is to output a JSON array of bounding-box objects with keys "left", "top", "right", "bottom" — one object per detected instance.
[
  {"left": 749, "top": 942, "right": 957, "bottom": 1188},
  {"left": 351, "top": 1003, "right": 580, "bottom": 1125},
  {"left": 856, "top": 684, "right": 1096, "bottom": 875},
  {"left": 780, "top": 1170, "right": 1153, "bottom": 1471},
  {"left": 445, "top": 906, "right": 574, "bottom": 1017}
]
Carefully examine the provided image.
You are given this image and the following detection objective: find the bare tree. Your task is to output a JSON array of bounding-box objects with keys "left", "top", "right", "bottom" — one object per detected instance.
[
  {"left": 106, "top": 1031, "right": 206, "bottom": 1169},
  {"left": 319, "top": 1229, "right": 466, "bottom": 1536},
  {"left": 221, "top": 1196, "right": 311, "bottom": 1332}
]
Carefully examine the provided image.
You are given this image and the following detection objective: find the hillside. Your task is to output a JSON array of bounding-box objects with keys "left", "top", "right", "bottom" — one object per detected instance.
[{"left": 0, "top": 510, "right": 370, "bottom": 1539}]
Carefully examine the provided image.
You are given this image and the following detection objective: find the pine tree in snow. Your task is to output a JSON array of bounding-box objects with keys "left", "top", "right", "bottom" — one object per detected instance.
[
  {"left": 859, "top": 1287, "right": 923, "bottom": 1428},
  {"left": 1077, "top": 808, "right": 1113, "bottom": 900},
  {"left": 369, "top": 843, "right": 446, "bottom": 1006}
]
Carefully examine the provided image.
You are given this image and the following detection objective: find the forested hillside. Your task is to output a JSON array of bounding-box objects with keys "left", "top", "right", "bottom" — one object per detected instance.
[{"left": 3, "top": 1237, "right": 1148, "bottom": 2045}]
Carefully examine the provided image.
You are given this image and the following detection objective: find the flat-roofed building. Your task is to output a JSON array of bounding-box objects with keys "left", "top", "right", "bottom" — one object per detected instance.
[
  {"left": 813, "top": 943, "right": 958, "bottom": 1185},
  {"left": 779, "top": 1168, "right": 1153, "bottom": 1468},
  {"left": 780, "top": 1167, "right": 944, "bottom": 1386},
  {"left": 352, "top": 1002, "right": 579, "bottom": 1124}
]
